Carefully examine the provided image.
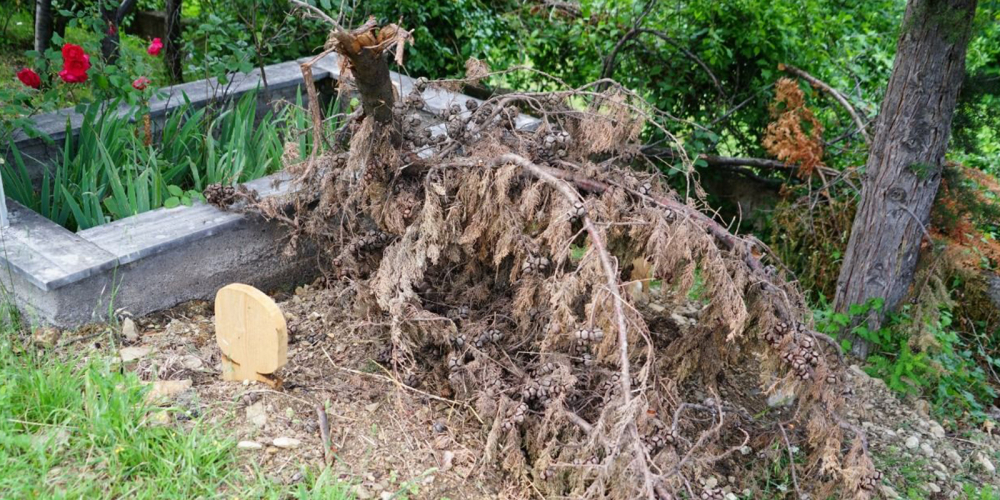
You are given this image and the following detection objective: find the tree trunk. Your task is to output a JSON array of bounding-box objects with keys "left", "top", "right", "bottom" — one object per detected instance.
[
  {"left": 165, "top": 0, "right": 184, "bottom": 83},
  {"left": 100, "top": 1, "right": 121, "bottom": 63},
  {"left": 100, "top": 0, "right": 138, "bottom": 64},
  {"left": 34, "top": 0, "right": 53, "bottom": 54},
  {"left": 834, "top": 0, "right": 977, "bottom": 357}
]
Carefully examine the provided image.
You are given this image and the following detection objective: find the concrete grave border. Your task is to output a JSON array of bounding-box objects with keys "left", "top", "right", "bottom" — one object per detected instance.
[{"left": 1, "top": 54, "right": 539, "bottom": 327}]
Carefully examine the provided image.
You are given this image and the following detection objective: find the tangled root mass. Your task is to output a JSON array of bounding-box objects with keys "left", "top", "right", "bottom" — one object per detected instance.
[{"left": 234, "top": 18, "right": 879, "bottom": 500}]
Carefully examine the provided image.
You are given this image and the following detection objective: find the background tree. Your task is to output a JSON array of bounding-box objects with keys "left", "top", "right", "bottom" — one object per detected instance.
[
  {"left": 34, "top": 0, "right": 53, "bottom": 54},
  {"left": 834, "top": 0, "right": 978, "bottom": 356},
  {"left": 164, "top": 0, "right": 182, "bottom": 82},
  {"left": 99, "top": 0, "right": 138, "bottom": 63}
]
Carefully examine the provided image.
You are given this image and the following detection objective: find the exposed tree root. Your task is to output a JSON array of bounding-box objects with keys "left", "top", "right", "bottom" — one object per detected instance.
[{"left": 232, "top": 16, "right": 883, "bottom": 499}]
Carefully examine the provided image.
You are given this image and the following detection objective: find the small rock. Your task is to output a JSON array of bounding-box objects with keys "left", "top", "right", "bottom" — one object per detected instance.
[
  {"left": 945, "top": 449, "right": 962, "bottom": 465},
  {"left": 237, "top": 441, "right": 263, "bottom": 450},
  {"left": 365, "top": 402, "right": 380, "bottom": 412},
  {"left": 272, "top": 437, "right": 301, "bottom": 449},
  {"left": 379, "top": 493, "right": 392, "bottom": 500},
  {"left": 121, "top": 318, "right": 139, "bottom": 342},
  {"left": 767, "top": 385, "right": 797, "bottom": 408},
  {"left": 705, "top": 477, "right": 718, "bottom": 489},
  {"left": 928, "top": 421, "right": 946, "bottom": 439},
  {"left": 914, "top": 400, "right": 931, "bottom": 418},
  {"left": 976, "top": 452, "right": 996, "bottom": 474},
  {"left": 648, "top": 303, "right": 665, "bottom": 313},
  {"left": 440, "top": 450, "right": 455, "bottom": 471},
  {"left": 880, "top": 485, "right": 901, "bottom": 499},
  {"left": 31, "top": 327, "right": 61, "bottom": 348},
  {"left": 180, "top": 355, "right": 203, "bottom": 370},
  {"left": 905, "top": 435, "right": 920, "bottom": 449},
  {"left": 353, "top": 485, "right": 373, "bottom": 499},
  {"left": 928, "top": 483, "right": 941, "bottom": 494},
  {"left": 739, "top": 445, "right": 752, "bottom": 455},
  {"left": 433, "top": 422, "right": 447, "bottom": 433},
  {"left": 120, "top": 346, "right": 152, "bottom": 363},
  {"left": 247, "top": 402, "right": 268, "bottom": 428},
  {"left": 145, "top": 379, "right": 193, "bottom": 403},
  {"left": 148, "top": 411, "right": 172, "bottom": 426},
  {"left": 920, "top": 442, "right": 935, "bottom": 457}
]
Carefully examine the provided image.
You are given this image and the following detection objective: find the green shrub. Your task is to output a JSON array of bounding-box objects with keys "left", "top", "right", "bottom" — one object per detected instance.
[{"left": 814, "top": 297, "right": 997, "bottom": 423}]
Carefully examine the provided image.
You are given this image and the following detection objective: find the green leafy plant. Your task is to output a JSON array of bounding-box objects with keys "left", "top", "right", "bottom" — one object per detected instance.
[{"left": 815, "top": 297, "right": 997, "bottom": 422}]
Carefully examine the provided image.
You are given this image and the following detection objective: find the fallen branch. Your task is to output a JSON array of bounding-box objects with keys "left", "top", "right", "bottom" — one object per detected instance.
[
  {"left": 780, "top": 63, "right": 870, "bottom": 144},
  {"left": 316, "top": 403, "right": 333, "bottom": 465}
]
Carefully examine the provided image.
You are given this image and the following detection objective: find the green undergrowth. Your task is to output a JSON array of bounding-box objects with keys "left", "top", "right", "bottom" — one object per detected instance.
[
  {"left": 0, "top": 319, "right": 356, "bottom": 499},
  {"left": 2, "top": 87, "right": 335, "bottom": 231},
  {"left": 814, "top": 296, "right": 998, "bottom": 425}
]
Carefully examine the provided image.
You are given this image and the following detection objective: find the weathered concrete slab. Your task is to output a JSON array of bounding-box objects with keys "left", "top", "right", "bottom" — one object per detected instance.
[{"left": 0, "top": 200, "right": 117, "bottom": 291}]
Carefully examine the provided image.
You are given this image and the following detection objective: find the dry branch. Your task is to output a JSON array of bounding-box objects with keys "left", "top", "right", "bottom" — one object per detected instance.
[{"left": 780, "top": 63, "right": 870, "bottom": 143}]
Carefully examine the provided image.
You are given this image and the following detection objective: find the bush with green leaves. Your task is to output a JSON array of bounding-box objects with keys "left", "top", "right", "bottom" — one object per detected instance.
[{"left": 814, "top": 297, "right": 997, "bottom": 423}]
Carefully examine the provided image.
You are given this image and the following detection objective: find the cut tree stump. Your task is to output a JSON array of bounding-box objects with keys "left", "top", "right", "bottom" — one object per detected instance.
[{"left": 215, "top": 283, "right": 287, "bottom": 387}]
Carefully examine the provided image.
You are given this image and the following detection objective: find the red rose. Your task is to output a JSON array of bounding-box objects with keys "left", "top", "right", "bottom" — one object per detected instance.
[
  {"left": 148, "top": 38, "right": 163, "bottom": 56},
  {"left": 58, "top": 43, "right": 91, "bottom": 84},
  {"left": 16, "top": 68, "right": 41, "bottom": 89},
  {"left": 132, "top": 77, "right": 151, "bottom": 90}
]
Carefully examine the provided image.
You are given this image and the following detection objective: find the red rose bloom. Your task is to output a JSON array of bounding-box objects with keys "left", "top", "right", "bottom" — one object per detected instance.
[
  {"left": 16, "top": 68, "right": 41, "bottom": 89},
  {"left": 148, "top": 38, "right": 163, "bottom": 56},
  {"left": 58, "top": 44, "right": 91, "bottom": 83},
  {"left": 132, "top": 77, "right": 151, "bottom": 90}
]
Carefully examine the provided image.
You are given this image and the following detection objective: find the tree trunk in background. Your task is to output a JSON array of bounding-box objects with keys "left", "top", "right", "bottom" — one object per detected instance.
[
  {"left": 100, "top": 1, "right": 121, "bottom": 63},
  {"left": 100, "top": 0, "right": 138, "bottom": 64},
  {"left": 165, "top": 0, "right": 184, "bottom": 83},
  {"left": 834, "top": 0, "right": 977, "bottom": 357},
  {"left": 34, "top": 0, "right": 53, "bottom": 54}
]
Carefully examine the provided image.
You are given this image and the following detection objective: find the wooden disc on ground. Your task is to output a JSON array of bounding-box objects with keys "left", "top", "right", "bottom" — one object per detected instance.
[{"left": 215, "top": 283, "right": 287, "bottom": 386}]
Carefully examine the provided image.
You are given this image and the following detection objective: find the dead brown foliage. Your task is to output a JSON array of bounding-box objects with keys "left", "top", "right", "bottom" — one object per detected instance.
[
  {"left": 241, "top": 18, "right": 878, "bottom": 500},
  {"left": 763, "top": 78, "right": 826, "bottom": 179}
]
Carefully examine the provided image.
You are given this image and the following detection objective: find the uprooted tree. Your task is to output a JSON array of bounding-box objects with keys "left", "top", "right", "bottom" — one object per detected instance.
[{"left": 222, "top": 4, "right": 881, "bottom": 498}]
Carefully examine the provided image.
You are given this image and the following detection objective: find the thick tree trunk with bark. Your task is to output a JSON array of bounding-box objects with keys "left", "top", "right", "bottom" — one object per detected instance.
[
  {"left": 834, "top": 0, "right": 977, "bottom": 357},
  {"left": 165, "top": 0, "right": 184, "bottom": 83},
  {"left": 34, "top": 0, "right": 53, "bottom": 54}
]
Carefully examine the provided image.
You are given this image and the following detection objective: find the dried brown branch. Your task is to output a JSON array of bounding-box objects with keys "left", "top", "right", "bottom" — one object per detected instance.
[{"left": 780, "top": 63, "right": 870, "bottom": 144}]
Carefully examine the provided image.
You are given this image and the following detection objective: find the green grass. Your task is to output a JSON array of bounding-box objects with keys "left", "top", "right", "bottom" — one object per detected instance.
[{"left": 0, "top": 324, "right": 352, "bottom": 499}]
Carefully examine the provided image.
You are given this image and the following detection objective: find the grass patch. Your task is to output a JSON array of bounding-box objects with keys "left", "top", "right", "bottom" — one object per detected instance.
[{"left": 0, "top": 328, "right": 352, "bottom": 499}]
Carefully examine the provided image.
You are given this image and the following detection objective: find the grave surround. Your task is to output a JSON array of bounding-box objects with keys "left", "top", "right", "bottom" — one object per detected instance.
[{"left": 1, "top": 54, "right": 539, "bottom": 327}]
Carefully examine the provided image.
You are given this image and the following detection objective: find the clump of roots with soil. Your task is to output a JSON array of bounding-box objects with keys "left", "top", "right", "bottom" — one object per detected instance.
[{"left": 227, "top": 12, "right": 880, "bottom": 499}]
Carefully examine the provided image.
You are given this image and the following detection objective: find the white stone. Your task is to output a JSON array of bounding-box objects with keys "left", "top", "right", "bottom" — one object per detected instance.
[
  {"left": 928, "top": 483, "right": 941, "bottom": 493},
  {"left": 272, "top": 437, "right": 301, "bottom": 449},
  {"left": 928, "top": 421, "right": 946, "bottom": 439},
  {"left": 120, "top": 346, "right": 152, "bottom": 363},
  {"left": 144, "top": 379, "right": 192, "bottom": 403},
  {"left": 976, "top": 453, "right": 996, "bottom": 474},
  {"left": 237, "top": 441, "right": 263, "bottom": 450},
  {"left": 920, "top": 442, "right": 934, "bottom": 457},
  {"left": 247, "top": 402, "right": 267, "bottom": 428},
  {"left": 122, "top": 318, "right": 139, "bottom": 342},
  {"left": 905, "top": 435, "right": 920, "bottom": 449}
]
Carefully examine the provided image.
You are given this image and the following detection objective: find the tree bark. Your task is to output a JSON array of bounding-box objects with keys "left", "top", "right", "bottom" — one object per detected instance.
[
  {"left": 165, "top": 0, "right": 184, "bottom": 83},
  {"left": 834, "top": 0, "right": 977, "bottom": 357},
  {"left": 34, "top": 0, "right": 53, "bottom": 54},
  {"left": 100, "top": 0, "right": 139, "bottom": 64}
]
